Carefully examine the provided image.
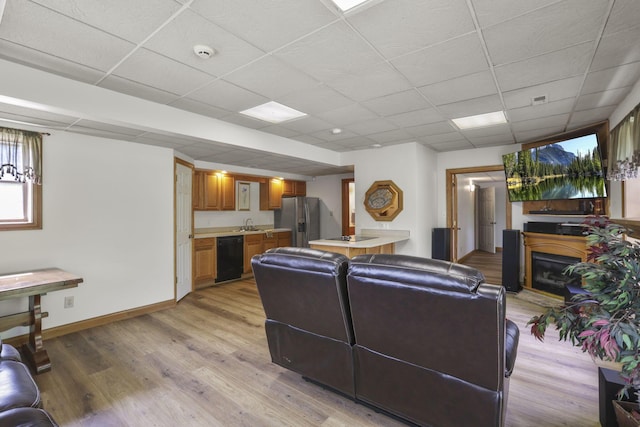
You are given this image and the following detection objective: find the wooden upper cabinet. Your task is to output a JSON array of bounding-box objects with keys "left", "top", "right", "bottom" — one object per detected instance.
[
  {"left": 194, "top": 170, "right": 235, "bottom": 211},
  {"left": 260, "top": 179, "right": 283, "bottom": 210},
  {"left": 282, "top": 180, "right": 306, "bottom": 197}
]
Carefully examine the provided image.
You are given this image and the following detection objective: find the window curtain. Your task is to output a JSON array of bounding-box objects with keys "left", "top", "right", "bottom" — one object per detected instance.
[
  {"left": 608, "top": 103, "right": 640, "bottom": 181},
  {"left": 0, "top": 127, "right": 43, "bottom": 184}
]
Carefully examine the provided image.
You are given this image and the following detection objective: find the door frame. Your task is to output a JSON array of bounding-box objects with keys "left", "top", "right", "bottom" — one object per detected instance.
[
  {"left": 446, "top": 165, "right": 511, "bottom": 261},
  {"left": 341, "top": 178, "right": 355, "bottom": 236},
  {"left": 174, "top": 157, "right": 194, "bottom": 301}
]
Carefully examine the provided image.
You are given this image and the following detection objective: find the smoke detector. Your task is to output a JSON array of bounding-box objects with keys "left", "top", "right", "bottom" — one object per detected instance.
[{"left": 193, "top": 44, "right": 215, "bottom": 59}]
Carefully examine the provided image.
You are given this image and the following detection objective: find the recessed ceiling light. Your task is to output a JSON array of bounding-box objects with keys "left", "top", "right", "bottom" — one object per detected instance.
[
  {"left": 240, "top": 101, "right": 307, "bottom": 124},
  {"left": 371, "top": 143, "right": 382, "bottom": 148},
  {"left": 331, "top": 128, "right": 342, "bottom": 135},
  {"left": 331, "top": 0, "right": 369, "bottom": 11},
  {"left": 451, "top": 111, "right": 507, "bottom": 130}
]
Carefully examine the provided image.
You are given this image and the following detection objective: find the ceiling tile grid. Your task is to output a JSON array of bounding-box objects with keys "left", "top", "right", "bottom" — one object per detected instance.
[{"left": 0, "top": 0, "right": 638, "bottom": 175}]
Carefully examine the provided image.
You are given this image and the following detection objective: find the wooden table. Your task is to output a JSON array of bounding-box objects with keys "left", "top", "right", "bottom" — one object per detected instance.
[{"left": 0, "top": 268, "right": 83, "bottom": 373}]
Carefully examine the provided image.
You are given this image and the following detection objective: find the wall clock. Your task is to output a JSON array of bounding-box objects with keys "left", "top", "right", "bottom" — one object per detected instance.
[{"left": 364, "top": 180, "right": 403, "bottom": 221}]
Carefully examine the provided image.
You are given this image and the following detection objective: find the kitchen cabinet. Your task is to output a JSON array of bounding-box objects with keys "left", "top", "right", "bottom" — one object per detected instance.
[
  {"left": 243, "top": 231, "right": 293, "bottom": 274},
  {"left": 244, "top": 234, "right": 263, "bottom": 274},
  {"left": 259, "top": 179, "right": 283, "bottom": 210},
  {"left": 194, "top": 170, "right": 235, "bottom": 211},
  {"left": 282, "top": 180, "right": 306, "bottom": 197},
  {"left": 194, "top": 238, "right": 216, "bottom": 288}
]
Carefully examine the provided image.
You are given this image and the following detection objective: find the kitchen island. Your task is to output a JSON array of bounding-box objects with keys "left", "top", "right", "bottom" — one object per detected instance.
[{"left": 309, "top": 229, "right": 409, "bottom": 258}]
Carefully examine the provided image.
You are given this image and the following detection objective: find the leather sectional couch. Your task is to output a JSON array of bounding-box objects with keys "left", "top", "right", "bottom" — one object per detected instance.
[
  {"left": 0, "top": 339, "right": 58, "bottom": 426},
  {"left": 252, "top": 247, "right": 520, "bottom": 427}
]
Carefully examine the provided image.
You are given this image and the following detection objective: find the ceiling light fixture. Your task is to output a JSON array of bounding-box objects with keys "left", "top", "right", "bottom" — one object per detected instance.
[
  {"left": 331, "top": 128, "right": 342, "bottom": 135},
  {"left": 240, "top": 101, "right": 307, "bottom": 124},
  {"left": 451, "top": 111, "right": 507, "bottom": 130},
  {"left": 371, "top": 143, "right": 382, "bottom": 148},
  {"left": 331, "top": 0, "right": 369, "bottom": 11}
]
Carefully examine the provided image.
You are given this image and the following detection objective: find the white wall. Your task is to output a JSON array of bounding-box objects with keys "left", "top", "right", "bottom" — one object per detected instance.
[
  {"left": 0, "top": 131, "right": 174, "bottom": 337},
  {"left": 307, "top": 173, "right": 354, "bottom": 239},
  {"left": 342, "top": 142, "right": 437, "bottom": 257}
]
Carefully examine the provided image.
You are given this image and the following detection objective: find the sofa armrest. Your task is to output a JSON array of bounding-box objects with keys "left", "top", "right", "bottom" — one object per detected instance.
[{"left": 505, "top": 319, "right": 520, "bottom": 377}]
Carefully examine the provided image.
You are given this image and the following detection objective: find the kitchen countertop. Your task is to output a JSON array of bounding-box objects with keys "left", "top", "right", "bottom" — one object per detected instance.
[
  {"left": 309, "top": 229, "right": 410, "bottom": 249},
  {"left": 195, "top": 227, "right": 291, "bottom": 238}
]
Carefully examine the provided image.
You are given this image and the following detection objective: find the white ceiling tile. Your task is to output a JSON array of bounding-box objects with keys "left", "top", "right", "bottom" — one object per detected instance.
[
  {"left": 185, "top": 79, "right": 269, "bottom": 112},
  {"left": 603, "top": 0, "right": 640, "bottom": 36},
  {"left": 575, "top": 87, "right": 631, "bottom": 111},
  {"left": 514, "top": 127, "right": 567, "bottom": 144},
  {"left": 30, "top": 0, "right": 183, "bottom": 43},
  {"left": 280, "top": 116, "right": 332, "bottom": 134},
  {"left": 278, "top": 85, "right": 357, "bottom": 116},
  {"left": 70, "top": 120, "right": 146, "bottom": 137},
  {"left": 0, "top": 0, "right": 135, "bottom": 71},
  {"left": 387, "top": 108, "right": 445, "bottom": 128},
  {"left": 417, "top": 131, "right": 465, "bottom": 144},
  {"left": 362, "top": 90, "right": 429, "bottom": 117},
  {"left": 143, "top": 9, "right": 266, "bottom": 77},
  {"left": 470, "top": 0, "right": 558, "bottom": 29},
  {"left": 217, "top": 113, "right": 269, "bottom": 130},
  {"left": 581, "top": 62, "right": 640, "bottom": 95},
  {"left": 310, "top": 129, "right": 359, "bottom": 142},
  {"left": 259, "top": 125, "right": 300, "bottom": 139},
  {"left": 494, "top": 43, "right": 594, "bottom": 92},
  {"left": 98, "top": 75, "right": 181, "bottom": 105},
  {"left": 274, "top": 21, "right": 382, "bottom": 82},
  {"left": 590, "top": 25, "right": 640, "bottom": 72},
  {"left": 112, "top": 49, "right": 215, "bottom": 96},
  {"left": 461, "top": 123, "right": 512, "bottom": 139},
  {"left": 168, "top": 98, "right": 232, "bottom": 119},
  {"left": 507, "top": 98, "right": 576, "bottom": 123},
  {"left": 190, "top": 0, "right": 337, "bottom": 51},
  {"left": 419, "top": 71, "right": 498, "bottom": 106},
  {"left": 348, "top": 0, "right": 475, "bottom": 59},
  {"left": 406, "top": 121, "right": 458, "bottom": 138},
  {"left": 502, "top": 76, "right": 583, "bottom": 109},
  {"left": 345, "top": 118, "right": 398, "bottom": 136},
  {"left": 325, "top": 62, "right": 412, "bottom": 102},
  {"left": 438, "top": 95, "right": 504, "bottom": 119},
  {"left": 482, "top": 0, "right": 608, "bottom": 66},
  {"left": 223, "top": 56, "right": 318, "bottom": 100},
  {"left": 0, "top": 103, "right": 77, "bottom": 126},
  {"left": 569, "top": 105, "right": 617, "bottom": 129},
  {"left": 316, "top": 103, "right": 377, "bottom": 126},
  {"left": 367, "top": 128, "right": 414, "bottom": 144},
  {"left": 511, "top": 114, "right": 570, "bottom": 133},
  {"left": 392, "top": 33, "right": 489, "bottom": 87},
  {"left": 425, "top": 139, "right": 475, "bottom": 151}
]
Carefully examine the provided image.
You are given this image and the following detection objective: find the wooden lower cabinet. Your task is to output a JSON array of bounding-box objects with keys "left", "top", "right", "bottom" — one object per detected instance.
[
  {"left": 243, "top": 231, "right": 294, "bottom": 274},
  {"left": 194, "top": 238, "right": 216, "bottom": 289}
]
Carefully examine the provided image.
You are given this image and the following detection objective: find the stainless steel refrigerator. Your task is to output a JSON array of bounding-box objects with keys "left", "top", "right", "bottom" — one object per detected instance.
[{"left": 274, "top": 196, "right": 320, "bottom": 247}]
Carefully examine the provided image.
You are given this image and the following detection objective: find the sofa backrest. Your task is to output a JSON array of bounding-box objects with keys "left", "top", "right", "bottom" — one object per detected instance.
[
  {"left": 251, "top": 247, "right": 353, "bottom": 343},
  {"left": 347, "top": 253, "right": 507, "bottom": 391}
]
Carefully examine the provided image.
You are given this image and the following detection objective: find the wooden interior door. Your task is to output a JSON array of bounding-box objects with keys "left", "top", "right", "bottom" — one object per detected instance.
[
  {"left": 478, "top": 186, "right": 496, "bottom": 253},
  {"left": 341, "top": 178, "right": 355, "bottom": 236},
  {"left": 175, "top": 160, "right": 193, "bottom": 301}
]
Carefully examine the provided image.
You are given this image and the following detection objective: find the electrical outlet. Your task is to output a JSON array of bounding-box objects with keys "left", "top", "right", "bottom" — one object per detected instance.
[{"left": 64, "top": 296, "right": 74, "bottom": 308}]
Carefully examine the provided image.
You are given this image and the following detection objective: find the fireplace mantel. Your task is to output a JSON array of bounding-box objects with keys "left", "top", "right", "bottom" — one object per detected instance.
[{"left": 522, "top": 232, "right": 588, "bottom": 293}]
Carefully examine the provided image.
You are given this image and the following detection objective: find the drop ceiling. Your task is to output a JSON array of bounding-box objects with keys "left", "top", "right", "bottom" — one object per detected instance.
[{"left": 0, "top": 0, "right": 639, "bottom": 176}]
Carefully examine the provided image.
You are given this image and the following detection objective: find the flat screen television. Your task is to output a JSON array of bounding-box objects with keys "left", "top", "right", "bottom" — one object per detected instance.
[{"left": 502, "top": 132, "right": 607, "bottom": 202}]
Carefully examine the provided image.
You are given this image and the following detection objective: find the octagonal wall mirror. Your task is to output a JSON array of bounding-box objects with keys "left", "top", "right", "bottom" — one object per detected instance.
[{"left": 364, "top": 180, "right": 403, "bottom": 221}]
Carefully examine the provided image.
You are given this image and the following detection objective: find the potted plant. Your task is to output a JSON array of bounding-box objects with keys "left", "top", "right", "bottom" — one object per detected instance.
[{"left": 528, "top": 221, "right": 640, "bottom": 425}]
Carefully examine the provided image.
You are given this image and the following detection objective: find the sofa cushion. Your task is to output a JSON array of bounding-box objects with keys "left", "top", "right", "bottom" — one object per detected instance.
[
  {"left": 0, "top": 407, "right": 59, "bottom": 427},
  {"left": 349, "top": 254, "right": 486, "bottom": 292},
  {"left": 0, "top": 360, "right": 42, "bottom": 411},
  {"left": 1, "top": 340, "right": 23, "bottom": 362}
]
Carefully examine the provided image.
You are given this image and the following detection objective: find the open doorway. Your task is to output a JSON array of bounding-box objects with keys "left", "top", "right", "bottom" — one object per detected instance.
[{"left": 446, "top": 165, "right": 511, "bottom": 283}]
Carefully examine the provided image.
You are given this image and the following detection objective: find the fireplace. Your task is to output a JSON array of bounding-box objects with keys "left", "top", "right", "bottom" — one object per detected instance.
[
  {"left": 522, "top": 231, "right": 588, "bottom": 297},
  {"left": 531, "top": 252, "right": 581, "bottom": 296}
]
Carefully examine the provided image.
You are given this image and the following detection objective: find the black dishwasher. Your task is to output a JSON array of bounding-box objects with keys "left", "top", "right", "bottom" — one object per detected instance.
[{"left": 216, "top": 235, "right": 244, "bottom": 283}]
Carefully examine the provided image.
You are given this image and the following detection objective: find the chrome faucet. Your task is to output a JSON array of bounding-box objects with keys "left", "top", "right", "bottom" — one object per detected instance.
[{"left": 243, "top": 218, "right": 255, "bottom": 231}]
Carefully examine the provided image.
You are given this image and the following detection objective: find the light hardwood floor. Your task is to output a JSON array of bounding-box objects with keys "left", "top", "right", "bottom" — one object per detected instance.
[{"left": 34, "top": 278, "right": 618, "bottom": 426}]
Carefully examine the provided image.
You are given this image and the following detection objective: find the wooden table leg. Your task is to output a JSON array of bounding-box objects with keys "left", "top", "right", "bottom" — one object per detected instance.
[{"left": 22, "top": 294, "right": 51, "bottom": 374}]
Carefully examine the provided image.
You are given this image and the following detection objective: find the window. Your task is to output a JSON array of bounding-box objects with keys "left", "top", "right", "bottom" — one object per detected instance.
[{"left": 0, "top": 127, "right": 43, "bottom": 231}]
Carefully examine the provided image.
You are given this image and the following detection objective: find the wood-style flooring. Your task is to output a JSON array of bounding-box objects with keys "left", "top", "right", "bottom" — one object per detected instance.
[
  {"left": 33, "top": 277, "right": 618, "bottom": 427},
  {"left": 459, "top": 249, "right": 503, "bottom": 285}
]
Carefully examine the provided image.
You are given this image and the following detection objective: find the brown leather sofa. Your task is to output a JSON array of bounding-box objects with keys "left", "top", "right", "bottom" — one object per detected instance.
[
  {"left": 252, "top": 248, "right": 519, "bottom": 427},
  {"left": 348, "top": 254, "right": 519, "bottom": 427},
  {"left": 0, "top": 339, "right": 59, "bottom": 426},
  {"left": 251, "top": 247, "right": 355, "bottom": 397}
]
